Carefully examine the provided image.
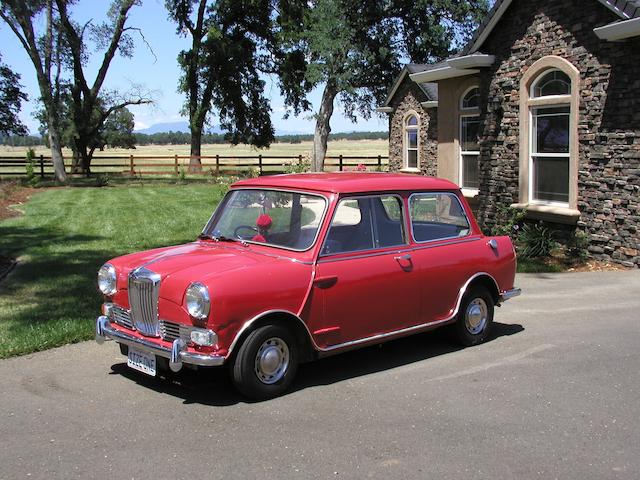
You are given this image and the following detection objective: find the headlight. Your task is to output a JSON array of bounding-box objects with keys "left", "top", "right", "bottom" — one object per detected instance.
[
  {"left": 185, "top": 282, "right": 210, "bottom": 320},
  {"left": 98, "top": 263, "right": 117, "bottom": 295}
]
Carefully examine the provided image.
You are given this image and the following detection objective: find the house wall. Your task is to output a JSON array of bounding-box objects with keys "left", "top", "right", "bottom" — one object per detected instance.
[
  {"left": 388, "top": 80, "right": 438, "bottom": 176},
  {"left": 464, "top": 0, "right": 640, "bottom": 267}
]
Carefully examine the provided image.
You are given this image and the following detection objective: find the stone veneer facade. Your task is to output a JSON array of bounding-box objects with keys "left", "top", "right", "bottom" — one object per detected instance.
[
  {"left": 388, "top": 0, "right": 640, "bottom": 267},
  {"left": 388, "top": 80, "right": 438, "bottom": 176}
]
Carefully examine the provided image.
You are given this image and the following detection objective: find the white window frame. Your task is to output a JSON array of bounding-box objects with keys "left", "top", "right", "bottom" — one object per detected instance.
[
  {"left": 403, "top": 112, "right": 420, "bottom": 171},
  {"left": 528, "top": 104, "right": 571, "bottom": 207},
  {"left": 459, "top": 86, "right": 480, "bottom": 193}
]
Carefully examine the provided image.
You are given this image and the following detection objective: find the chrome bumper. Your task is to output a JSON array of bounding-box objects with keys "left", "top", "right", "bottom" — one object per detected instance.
[
  {"left": 499, "top": 287, "right": 522, "bottom": 303},
  {"left": 95, "top": 315, "right": 225, "bottom": 371}
]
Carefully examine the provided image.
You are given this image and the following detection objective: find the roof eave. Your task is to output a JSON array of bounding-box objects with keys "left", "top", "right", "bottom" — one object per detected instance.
[
  {"left": 409, "top": 65, "right": 480, "bottom": 83},
  {"left": 375, "top": 107, "right": 394, "bottom": 113},
  {"left": 381, "top": 68, "right": 409, "bottom": 107},
  {"left": 594, "top": 16, "right": 640, "bottom": 40}
]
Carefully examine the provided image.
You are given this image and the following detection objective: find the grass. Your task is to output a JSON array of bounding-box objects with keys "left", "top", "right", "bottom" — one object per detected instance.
[{"left": 0, "top": 183, "right": 226, "bottom": 358}]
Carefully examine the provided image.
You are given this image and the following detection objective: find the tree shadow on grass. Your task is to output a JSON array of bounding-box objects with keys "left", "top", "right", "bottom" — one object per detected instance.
[{"left": 108, "top": 321, "right": 524, "bottom": 407}]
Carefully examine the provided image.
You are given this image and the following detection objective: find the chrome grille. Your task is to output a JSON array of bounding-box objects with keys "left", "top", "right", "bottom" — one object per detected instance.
[
  {"left": 128, "top": 267, "right": 161, "bottom": 337},
  {"left": 159, "top": 320, "right": 193, "bottom": 342},
  {"left": 110, "top": 305, "right": 134, "bottom": 330}
]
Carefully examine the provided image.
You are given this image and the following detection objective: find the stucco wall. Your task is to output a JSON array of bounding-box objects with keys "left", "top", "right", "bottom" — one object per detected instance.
[
  {"left": 465, "top": 0, "right": 640, "bottom": 266},
  {"left": 387, "top": 80, "right": 438, "bottom": 176}
]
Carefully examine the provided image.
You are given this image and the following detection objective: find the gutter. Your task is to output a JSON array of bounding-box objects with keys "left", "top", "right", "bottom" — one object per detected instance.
[
  {"left": 594, "top": 17, "right": 640, "bottom": 41},
  {"left": 409, "top": 54, "right": 494, "bottom": 84}
]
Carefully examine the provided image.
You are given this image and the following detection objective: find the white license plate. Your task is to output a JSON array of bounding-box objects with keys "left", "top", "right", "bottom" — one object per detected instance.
[{"left": 127, "top": 347, "right": 156, "bottom": 376}]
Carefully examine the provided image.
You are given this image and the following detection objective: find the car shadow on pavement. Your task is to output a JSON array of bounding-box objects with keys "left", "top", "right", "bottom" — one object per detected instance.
[{"left": 109, "top": 321, "right": 524, "bottom": 406}]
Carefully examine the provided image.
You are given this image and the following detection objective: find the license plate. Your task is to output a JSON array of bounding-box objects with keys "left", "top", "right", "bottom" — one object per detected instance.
[{"left": 127, "top": 347, "right": 156, "bottom": 376}]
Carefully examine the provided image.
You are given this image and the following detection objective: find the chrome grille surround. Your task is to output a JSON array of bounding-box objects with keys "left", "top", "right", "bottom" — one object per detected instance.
[
  {"left": 128, "top": 267, "right": 161, "bottom": 337},
  {"left": 159, "top": 320, "right": 194, "bottom": 343},
  {"left": 110, "top": 305, "right": 134, "bottom": 330}
]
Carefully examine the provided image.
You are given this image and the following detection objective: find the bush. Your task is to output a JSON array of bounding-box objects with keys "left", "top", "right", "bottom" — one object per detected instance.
[
  {"left": 95, "top": 173, "right": 110, "bottom": 187},
  {"left": 518, "top": 222, "right": 558, "bottom": 259},
  {"left": 489, "top": 205, "right": 526, "bottom": 239},
  {"left": 565, "top": 229, "right": 590, "bottom": 262},
  {"left": 285, "top": 157, "right": 310, "bottom": 174}
]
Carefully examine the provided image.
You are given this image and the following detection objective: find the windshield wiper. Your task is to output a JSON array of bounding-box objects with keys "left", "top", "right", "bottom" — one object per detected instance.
[{"left": 199, "top": 233, "right": 247, "bottom": 246}]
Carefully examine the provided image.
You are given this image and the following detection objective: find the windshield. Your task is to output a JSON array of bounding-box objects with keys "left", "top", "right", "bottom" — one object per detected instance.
[{"left": 203, "top": 189, "right": 327, "bottom": 251}]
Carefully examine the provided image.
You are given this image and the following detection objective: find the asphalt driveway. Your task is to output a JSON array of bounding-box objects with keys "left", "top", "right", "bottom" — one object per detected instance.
[{"left": 1, "top": 270, "right": 639, "bottom": 479}]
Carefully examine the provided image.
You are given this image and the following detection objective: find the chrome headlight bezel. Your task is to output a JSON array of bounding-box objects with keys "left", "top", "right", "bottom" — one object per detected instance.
[
  {"left": 185, "top": 282, "right": 210, "bottom": 320},
  {"left": 97, "top": 263, "right": 117, "bottom": 296}
]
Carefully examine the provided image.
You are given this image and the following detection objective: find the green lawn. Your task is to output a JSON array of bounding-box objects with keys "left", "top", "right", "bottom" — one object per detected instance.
[{"left": 0, "top": 183, "right": 225, "bottom": 358}]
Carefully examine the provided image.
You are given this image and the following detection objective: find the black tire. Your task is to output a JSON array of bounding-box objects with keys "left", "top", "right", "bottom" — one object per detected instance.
[
  {"left": 231, "top": 325, "right": 298, "bottom": 400},
  {"left": 453, "top": 286, "right": 494, "bottom": 346}
]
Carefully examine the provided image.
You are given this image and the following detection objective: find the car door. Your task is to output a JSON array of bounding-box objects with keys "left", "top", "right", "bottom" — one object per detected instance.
[
  {"left": 408, "top": 191, "right": 481, "bottom": 323},
  {"left": 309, "top": 194, "right": 420, "bottom": 348}
]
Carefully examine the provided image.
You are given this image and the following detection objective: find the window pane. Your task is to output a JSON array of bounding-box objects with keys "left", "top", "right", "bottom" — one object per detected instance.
[
  {"left": 376, "top": 196, "right": 405, "bottom": 248},
  {"left": 461, "top": 116, "right": 479, "bottom": 151},
  {"left": 407, "top": 149, "right": 418, "bottom": 168},
  {"left": 407, "top": 130, "right": 418, "bottom": 149},
  {"left": 462, "top": 87, "right": 480, "bottom": 109},
  {"left": 533, "top": 106, "right": 569, "bottom": 153},
  {"left": 322, "top": 198, "right": 373, "bottom": 254},
  {"left": 533, "top": 70, "right": 571, "bottom": 97},
  {"left": 410, "top": 193, "right": 470, "bottom": 242},
  {"left": 406, "top": 115, "right": 418, "bottom": 126},
  {"left": 462, "top": 154, "right": 479, "bottom": 189},
  {"left": 533, "top": 156, "right": 569, "bottom": 203}
]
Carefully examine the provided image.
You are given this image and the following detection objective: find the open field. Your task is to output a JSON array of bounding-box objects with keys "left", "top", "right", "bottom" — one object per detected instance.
[{"left": 0, "top": 139, "right": 389, "bottom": 158}]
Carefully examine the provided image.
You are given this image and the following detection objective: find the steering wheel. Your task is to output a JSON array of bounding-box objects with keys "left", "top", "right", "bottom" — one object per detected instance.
[{"left": 234, "top": 225, "right": 258, "bottom": 238}]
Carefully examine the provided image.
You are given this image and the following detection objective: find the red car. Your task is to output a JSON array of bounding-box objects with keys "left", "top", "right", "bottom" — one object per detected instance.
[{"left": 96, "top": 173, "right": 520, "bottom": 399}]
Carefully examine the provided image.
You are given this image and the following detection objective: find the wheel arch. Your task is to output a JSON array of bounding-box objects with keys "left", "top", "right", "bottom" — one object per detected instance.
[
  {"left": 463, "top": 272, "right": 501, "bottom": 306},
  {"left": 227, "top": 310, "right": 317, "bottom": 364}
]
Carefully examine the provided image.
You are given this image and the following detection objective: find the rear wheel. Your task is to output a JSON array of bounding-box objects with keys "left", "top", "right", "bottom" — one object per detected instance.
[
  {"left": 231, "top": 325, "right": 298, "bottom": 400},
  {"left": 453, "top": 286, "right": 494, "bottom": 346}
]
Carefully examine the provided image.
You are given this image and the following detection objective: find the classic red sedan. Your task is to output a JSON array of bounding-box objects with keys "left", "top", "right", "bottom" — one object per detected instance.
[{"left": 96, "top": 173, "right": 520, "bottom": 399}]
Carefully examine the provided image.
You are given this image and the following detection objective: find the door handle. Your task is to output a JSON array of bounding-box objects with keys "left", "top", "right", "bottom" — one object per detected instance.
[
  {"left": 394, "top": 253, "right": 413, "bottom": 271},
  {"left": 313, "top": 275, "right": 338, "bottom": 289}
]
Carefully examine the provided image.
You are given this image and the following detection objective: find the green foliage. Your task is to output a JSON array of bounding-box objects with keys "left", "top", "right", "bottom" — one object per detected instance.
[
  {"left": 518, "top": 223, "right": 559, "bottom": 259},
  {"left": 177, "top": 166, "right": 187, "bottom": 184},
  {"left": 0, "top": 53, "right": 28, "bottom": 137},
  {"left": 284, "top": 157, "right": 311, "bottom": 174},
  {"left": 566, "top": 229, "right": 590, "bottom": 262},
  {"left": 95, "top": 174, "right": 110, "bottom": 187},
  {"left": 24, "top": 148, "right": 39, "bottom": 187},
  {"left": 490, "top": 205, "right": 527, "bottom": 239},
  {"left": 102, "top": 107, "right": 136, "bottom": 149}
]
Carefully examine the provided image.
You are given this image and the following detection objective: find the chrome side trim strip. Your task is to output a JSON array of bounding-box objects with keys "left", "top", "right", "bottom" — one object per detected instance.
[
  {"left": 95, "top": 316, "right": 225, "bottom": 367},
  {"left": 499, "top": 287, "right": 521, "bottom": 302}
]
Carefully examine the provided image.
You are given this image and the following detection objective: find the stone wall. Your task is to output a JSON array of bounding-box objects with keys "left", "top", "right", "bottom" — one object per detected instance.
[
  {"left": 473, "top": 0, "right": 640, "bottom": 267},
  {"left": 388, "top": 80, "right": 438, "bottom": 176}
]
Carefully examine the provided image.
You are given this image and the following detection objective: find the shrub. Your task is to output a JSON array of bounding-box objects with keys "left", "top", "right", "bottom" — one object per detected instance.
[
  {"left": 518, "top": 222, "right": 558, "bottom": 259},
  {"left": 489, "top": 205, "right": 526, "bottom": 240},
  {"left": 95, "top": 173, "right": 110, "bottom": 187},
  {"left": 565, "top": 229, "right": 590, "bottom": 262},
  {"left": 24, "top": 148, "right": 38, "bottom": 187},
  {"left": 177, "top": 167, "right": 187, "bottom": 184},
  {"left": 285, "top": 156, "right": 310, "bottom": 174}
]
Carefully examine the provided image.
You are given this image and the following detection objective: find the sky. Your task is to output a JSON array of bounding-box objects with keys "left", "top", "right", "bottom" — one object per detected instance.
[{"left": 0, "top": 0, "right": 388, "bottom": 135}]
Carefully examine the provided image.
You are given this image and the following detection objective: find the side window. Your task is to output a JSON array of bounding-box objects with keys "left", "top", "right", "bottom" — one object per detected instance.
[
  {"left": 322, "top": 195, "right": 406, "bottom": 255},
  {"left": 410, "top": 193, "right": 470, "bottom": 242}
]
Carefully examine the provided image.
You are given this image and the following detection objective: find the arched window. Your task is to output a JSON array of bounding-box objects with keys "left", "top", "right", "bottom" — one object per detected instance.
[
  {"left": 459, "top": 87, "right": 480, "bottom": 190},
  {"left": 519, "top": 57, "right": 579, "bottom": 214},
  {"left": 532, "top": 70, "right": 571, "bottom": 97},
  {"left": 404, "top": 113, "right": 419, "bottom": 169}
]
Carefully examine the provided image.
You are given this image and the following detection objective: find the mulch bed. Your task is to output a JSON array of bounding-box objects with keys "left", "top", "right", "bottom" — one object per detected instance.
[{"left": 0, "top": 182, "right": 32, "bottom": 222}]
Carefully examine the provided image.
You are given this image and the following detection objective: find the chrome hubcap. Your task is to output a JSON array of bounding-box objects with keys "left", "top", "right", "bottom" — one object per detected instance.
[
  {"left": 465, "top": 298, "right": 488, "bottom": 335},
  {"left": 254, "top": 337, "right": 289, "bottom": 384}
]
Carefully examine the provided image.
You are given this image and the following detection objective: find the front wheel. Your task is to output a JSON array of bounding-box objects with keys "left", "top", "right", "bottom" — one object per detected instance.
[
  {"left": 231, "top": 325, "right": 298, "bottom": 400},
  {"left": 453, "top": 286, "right": 494, "bottom": 346}
]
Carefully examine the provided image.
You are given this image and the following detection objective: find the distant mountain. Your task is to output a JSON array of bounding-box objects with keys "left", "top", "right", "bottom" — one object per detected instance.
[{"left": 135, "top": 121, "right": 223, "bottom": 134}]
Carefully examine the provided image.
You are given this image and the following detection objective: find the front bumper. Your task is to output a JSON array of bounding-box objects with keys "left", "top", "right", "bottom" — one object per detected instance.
[
  {"left": 499, "top": 287, "right": 522, "bottom": 303},
  {"left": 95, "top": 315, "right": 225, "bottom": 371}
]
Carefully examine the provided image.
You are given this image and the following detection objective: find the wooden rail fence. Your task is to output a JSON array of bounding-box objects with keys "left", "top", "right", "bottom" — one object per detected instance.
[{"left": 0, "top": 154, "right": 389, "bottom": 177}]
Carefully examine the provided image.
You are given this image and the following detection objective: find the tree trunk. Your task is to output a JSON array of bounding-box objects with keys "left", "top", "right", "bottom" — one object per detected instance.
[
  {"left": 46, "top": 110, "right": 67, "bottom": 182},
  {"left": 312, "top": 81, "right": 338, "bottom": 172},
  {"left": 189, "top": 123, "right": 202, "bottom": 172}
]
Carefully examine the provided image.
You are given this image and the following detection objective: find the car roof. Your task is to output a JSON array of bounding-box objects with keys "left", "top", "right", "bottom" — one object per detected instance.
[{"left": 232, "top": 172, "right": 460, "bottom": 194}]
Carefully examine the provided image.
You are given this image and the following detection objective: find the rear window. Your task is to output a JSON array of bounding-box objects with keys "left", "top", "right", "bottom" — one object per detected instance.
[{"left": 409, "top": 193, "right": 470, "bottom": 242}]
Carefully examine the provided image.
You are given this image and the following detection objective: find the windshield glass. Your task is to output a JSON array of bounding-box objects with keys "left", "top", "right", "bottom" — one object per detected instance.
[{"left": 204, "top": 189, "right": 327, "bottom": 251}]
